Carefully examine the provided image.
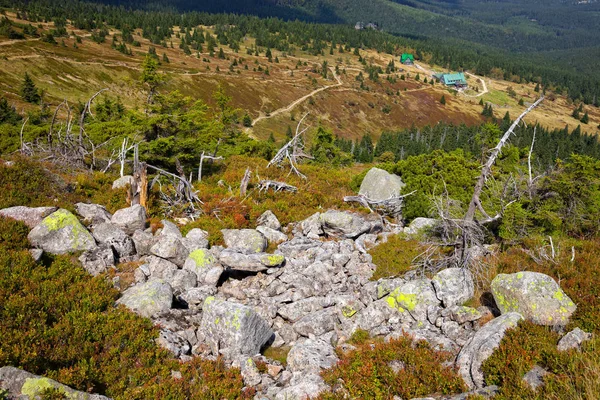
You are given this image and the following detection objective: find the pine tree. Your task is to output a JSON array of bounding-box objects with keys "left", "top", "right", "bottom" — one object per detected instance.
[
  {"left": 440, "top": 95, "right": 446, "bottom": 105},
  {"left": 20, "top": 72, "right": 40, "bottom": 103},
  {"left": 242, "top": 113, "right": 252, "bottom": 127},
  {"left": 581, "top": 112, "right": 589, "bottom": 124},
  {"left": 265, "top": 48, "right": 272, "bottom": 62},
  {"left": 572, "top": 108, "right": 580, "bottom": 119},
  {"left": 518, "top": 98, "right": 524, "bottom": 106},
  {"left": 218, "top": 47, "right": 225, "bottom": 59},
  {"left": 534, "top": 83, "right": 540, "bottom": 92},
  {"left": 162, "top": 53, "right": 169, "bottom": 63}
]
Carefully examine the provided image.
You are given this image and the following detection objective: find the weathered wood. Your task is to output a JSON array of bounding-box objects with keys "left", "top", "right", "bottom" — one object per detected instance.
[
  {"left": 258, "top": 180, "right": 297, "bottom": 193},
  {"left": 267, "top": 113, "right": 312, "bottom": 179},
  {"left": 240, "top": 167, "right": 251, "bottom": 197}
]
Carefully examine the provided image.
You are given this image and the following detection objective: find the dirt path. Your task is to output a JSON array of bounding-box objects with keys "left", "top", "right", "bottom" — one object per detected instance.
[
  {"left": 462, "top": 72, "right": 488, "bottom": 97},
  {"left": 0, "top": 37, "right": 41, "bottom": 46},
  {"left": 250, "top": 66, "right": 342, "bottom": 126}
]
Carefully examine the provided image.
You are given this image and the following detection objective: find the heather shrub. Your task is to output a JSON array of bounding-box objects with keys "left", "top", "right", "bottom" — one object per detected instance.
[
  {"left": 369, "top": 236, "right": 426, "bottom": 280},
  {"left": 0, "top": 216, "right": 29, "bottom": 251}
]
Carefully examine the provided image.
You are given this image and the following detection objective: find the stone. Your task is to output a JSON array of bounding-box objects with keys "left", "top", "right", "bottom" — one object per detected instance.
[
  {"left": 132, "top": 229, "right": 156, "bottom": 256},
  {"left": 0, "top": 366, "right": 111, "bottom": 400},
  {"left": 257, "top": 210, "right": 282, "bottom": 231},
  {"left": 300, "top": 212, "right": 323, "bottom": 238},
  {"left": 557, "top": 327, "right": 593, "bottom": 351},
  {"left": 116, "top": 278, "right": 173, "bottom": 318},
  {"left": 150, "top": 235, "right": 189, "bottom": 266},
  {"left": 293, "top": 308, "right": 337, "bottom": 337},
  {"left": 523, "top": 365, "right": 548, "bottom": 390},
  {"left": 145, "top": 255, "right": 179, "bottom": 281},
  {"left": 404, "top": 217, "right": 437, "bottom": 235},
  {"left": 274, "top": 380, "right": 326, "bottom": 400},
  {"left": 183, "top": 228, "right": 209, "bottom": 250},
  {"left": 218, "top": 249, "right": 285, "bottom": 272},
  {"left": 28, "top": 209, "right": 96, "bottom": 254},
  {"left": 183, "top": 249, "right": 220, "bottom": 282},
  {"left": 432, "top": 268, "right": 475, "bottom": 307},
  {"left": 358, "top": 167, "right": 405, "bottom": 201},
  {"left": 239, "top": 357, "right": 262, "bottom": 387},
  {"left": 92, "top": 222, "right": 136, "bottom": 259},
  {"left": 449, "top": 306, "right": 482, "bottom": 324},
  {"left": 170, "top": 269, "right": 198, "bottom": 294},
  {"left": 491, "top": 271, "right": 576, "bottom": 326},
  {"left": 111, "top": 204, "right": 147, "bottom": 235},
  {"left": 159, "top": 219, "right": 182, "bottom": 238},
  {"left": 112, "top": 175, "right": 134, "bottom": 189},
  {"left": 386, "top": 279, "right": 440, "bottom": 322},
  {"left": 286, "top": 338, "right": 338, "bottom": 375},
  {"left": 0, "top": 205, "right": 57, "bottom": 228},
  {"left": 257, "top": 225, "right": 288, "bottom": 244},
  {"left": 78, "top": 244, "right": 115, "bottom": 276},
  {"left": 75, "top": 203, "right": 112, "bottom": 226},
  {"left": 29, "top": 248, "right": 44, "bottom": 262},
  {"left": 178, "top": 286, "right": 216, "bottom": 308},
  {"left": 156, "top": 329, "right": 191, "bottom": 358},
  {"left": 222, "top": 229, "right": 267, "bottom": 253},
  {"left": 199, "top": 298, "right": 273, "bottom": 359},
  {"left": 456, "top": 312, "right": 523, "bottom": 389},
  {"left": 319, "top": 210, "right": 373, "bottom": 239},
  {"left": 278, "top": 297, "right": 333, "bottom": 323}
]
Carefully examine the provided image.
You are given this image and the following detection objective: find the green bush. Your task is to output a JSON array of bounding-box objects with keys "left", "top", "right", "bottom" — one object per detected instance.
[{"left": 0, "top": 217, "right": 29, "bottom": 251}]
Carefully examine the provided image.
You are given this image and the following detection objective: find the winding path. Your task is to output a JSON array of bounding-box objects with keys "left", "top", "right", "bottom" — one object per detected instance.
[{"left": 463, "top": 72, "right": 488, "bottom": 97}]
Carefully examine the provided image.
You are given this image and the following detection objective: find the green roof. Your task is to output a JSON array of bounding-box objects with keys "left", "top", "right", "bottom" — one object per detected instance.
[
  {"left": 441, "top": 72, "right": 467, "bottom": 85},
  {"left": 400, "top": 53, "right": 414, "bottom": 62}
]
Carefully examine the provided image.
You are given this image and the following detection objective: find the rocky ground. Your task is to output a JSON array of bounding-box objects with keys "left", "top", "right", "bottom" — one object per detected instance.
[{"left": 0, "top": 169, "right": 592, "bottom": 400}]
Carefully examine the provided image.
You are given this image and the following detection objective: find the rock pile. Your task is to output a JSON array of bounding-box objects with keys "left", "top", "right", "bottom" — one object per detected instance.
[{"left": 1, "top": 194, "right": 588, "bottom": 399}]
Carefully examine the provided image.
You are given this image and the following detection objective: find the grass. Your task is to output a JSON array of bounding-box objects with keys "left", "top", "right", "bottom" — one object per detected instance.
[{"left": 368, "top": 235, "right": 427, "bottom": 280}]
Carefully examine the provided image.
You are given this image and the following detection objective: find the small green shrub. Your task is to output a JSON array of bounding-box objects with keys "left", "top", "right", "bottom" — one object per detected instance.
[
  {"left": 369, "top": 236, "right": 425, "bottom": 280},
  {"left": 0, "top": 217, "right": 29, "bottom": 251}
]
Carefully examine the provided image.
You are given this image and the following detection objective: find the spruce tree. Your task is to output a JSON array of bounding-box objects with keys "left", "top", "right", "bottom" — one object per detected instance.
[
  {"left": 581, "top": 112, "right": 589, "bottom": 124},
  {"left": 440, "top": 95, "right": 446, "bottom": 105},
  {"left": 20, "top": 72, "right": 40, "bottom": 103}
]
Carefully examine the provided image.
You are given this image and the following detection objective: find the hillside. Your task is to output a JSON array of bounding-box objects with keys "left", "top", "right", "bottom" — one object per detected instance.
[{"left": 0, "top": 11, "right": 598, "bottom": 145}]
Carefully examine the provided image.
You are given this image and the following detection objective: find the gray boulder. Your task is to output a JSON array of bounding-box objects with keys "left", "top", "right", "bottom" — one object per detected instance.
[
  {"left": 523, "top": 365, "right": 548, "bottom": 391},
  {"left": 222, "top": 229, "right": 267, "bottom": 253},
  {"left": 404, "top": 217, "right": 437, "bottom": 235},
  {"left": 257, "top": 210, "right": 282, "bottom": 231},
  {"left": 117, "top": 278, "right": 173, "bottom": 318},
  {"left": 319, "top": 210, "right": 373, "bottom": 239},
  {"left": 0, "top": 366, "right": 111, "bottom": 400},
  {"left": 132, "top": 229, "right": 156, "bottom": 256},
  {"left": 218, "top": 249, "right": 285, "bottom": 272},
  {"left": 0, "top": 206, "right": 57, "bottom": 228},
  {"left": 156, "top": 329, "right": 191, "bottom": 358},
  {"left": 79, "top": 244, "right": 115, "bottom": 276},
  {"left": 557, "top": 327, "right": 593, "bottom": 351},
  {"left": 111, "top": 204, "right": 147, "bottom": 235},
  {"left": 150, "top": 235, "right": 189, "bottom": 266},
  {"left": 112, "top": 175, "right": 134, "bottom": 189},
  {"left": 92, "top": 222, "right": 136, "bottom": 259},
  {"left": 287, "top": 338, "right": 338, "bottom": 375},
  {"left": 183, "top": 249, "right": 221, "bottom": 283},
  {"left": 359, "top": 167, "right": 405, "bottom": 201},
  {"left": 293, "top": 308, "right": 337, "bottom": 337},
  {"left": 28, "top": 209, "right": 96, "bottom": 254},
  {"left": 144, "top": 256, "right": 179, "bottom": 281},
  {"left": 75, "top": 203, "right": 112, "bottom": 226},
  {"left": 386, "top": 279, "right": 440, "bottom": 322},
  {"left": 432, "top": 268, "right": 475, "bottom": 307},
  {"left": 491, "top": 272, "right": 576, "bottom": 326},
  {"left": 456, "top": 312, "right": 523, "bottom": 389},
  {"left": 257, "top": 225, "right": 288, "bottom": 244},
  {"left": 29, "top": 248, "right": 44, "bottom": 262},
  {"left": 199, "top": 297, "right": 273, "bottom": 359},
  {"left": 158, "top": 219, "right": 182, "bottom": 238},
  {"left": 183, "top": 228, "right": 209, "bottom": 250}
]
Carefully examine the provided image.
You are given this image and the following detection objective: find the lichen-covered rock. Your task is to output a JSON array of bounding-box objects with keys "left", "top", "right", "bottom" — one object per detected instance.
[
  {"left": 293, "top": 308, "right": 337, "bottom": 337},
  {"left": 92, "top": 222, "right": 136, "bottom": 259},
  {"left": 432, "top": 268, "right": 475, "bottom": 307},
  {"left": 319, "top": 210, "right": 373, "bottom": 239},
  {"left": 287, "top": 338, "right": 338, "bottom": 375},
  {"left": 79, "top": 244, "right": 115, "bottom": 276},
  {"left": 491, "top": 271, "right": 576, "bottom": 326},
  {"left": 222, "top": 229, "right": 267, "bottom": 253},
  {"left": 183, "top": 248, "right": 220, "bottom": 283},
  {"left": 75, "top": 203, "right": 112, "bottom": 226},
  {"left": 449, "top": 305, "right": 482, "bottom": 324},
  {"left": 456, "top": 312, "right": 523, "bottom": 389},
  {"left": 112, "top": 175, "right": 134, "bottom": 189},
  {"left": 386, "top": 279, "right": 440, "bottom": 322},
  {"left": 557, "top": 327, "right": 593, "bottom": 351},
  {"left": 182, "top": 228, "right": 209, "bottom": 250},
  {"left": 111, "top": 204, "right": 147, "bottom": 235},
  {"left": 257, "top": 225, "right": 288, "bottom": 244},
  {"left": 144, "top": 255, "right": 179, "bottom": 281},
  {"left": 156, "top": 329, "right": 190, "bottom": 358},
  {"left": 132, "top": 229, "right": 156, "bottom": 256},
  {"left": 359, "top": 167, "right": 405, "bottom": 201},
  {"left": 0, "top": 205, "right": 57, "bottom": 228},
  {"left": 199, "top": 297, "right": 273, "bottom": 359},
  {"left": 150, "top": 235, "right": 189, "bottom": 266},
  {"left": 28, "top": 209, "right": 96, "bottom": 254},
  {"left": 257, "top": 210, "right": 282, "bottom": 231},
  {"left": 0, "top": 366, "right": 111, "bottom": 400},
  {"left": 116, "top": 278, "right": 173, "bottom": 318},
  {"left": 404, "top": 217, "right": 437, "bottom": 235},
  {"left": 218, "top": 249, "right": 285, "bottom": 272}
]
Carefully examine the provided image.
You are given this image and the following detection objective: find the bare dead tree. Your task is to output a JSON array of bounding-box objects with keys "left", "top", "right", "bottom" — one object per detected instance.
[
  {"left": 78, "top": 88, "right": 108, "bottom": 146},
  {"left": 19, "top": 117, "right": 30, "bottom": 155},
  {"left": 258, "top": 180, "right": 297, "bottom": 193},
  {"left": 118, "top": 137, "right": 137, "bottom": 177},
  {"left": 240, "top": 167, "right": 251, "bottom": 197},
  {"left": 148, "top": 162, "right": 202, "bottom": 215},
  {"left": 267, "top": 113, "right": 313, "bottom": 179},
  {"left": 197, "top": 151, "right": 224, "bottom": 182}
]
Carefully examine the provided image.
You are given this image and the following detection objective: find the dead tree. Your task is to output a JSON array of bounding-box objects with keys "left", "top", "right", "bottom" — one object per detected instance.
[
  {"left": 240, "top": 167, "right": 251, "bottom": 197},
  {"left": 258, "top": 180, "right": 297, "bottom": 193},
  {"left": 197, "top": 151, "right": 224, "bottom": 182},
  {"left": 267, "top": 113, "right": 313, "bottom": 179}
]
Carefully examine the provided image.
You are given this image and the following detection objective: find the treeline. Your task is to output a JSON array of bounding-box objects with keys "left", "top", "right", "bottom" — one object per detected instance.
[
  {"left": 1, "top": 0, "right": 600, "bottom": 105},
  {"left": 338, "top": 119, "right": 600, "bottom": 171}
]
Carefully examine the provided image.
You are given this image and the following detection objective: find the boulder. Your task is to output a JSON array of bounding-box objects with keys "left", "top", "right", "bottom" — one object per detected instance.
[
  {"left": 557, "top": 327, "right": 593, "bottom": 351},
  {"left": 132, "top": 229, "right": 156, "bottom": 256},
  {"left": 28, "top": 209, "right": 96, "bottom": 254},
  {"left": 92, "top": 222, "right": 136, "bottom": 259},
  {"left": 404, "top": 217, "right": 437, "bottom": 235},
  {"left": 182, "top": 228, "right": 209, "bottom": 250},
  {"left": 218, "top": 249, "right": 285, "bottom": 272},
  {"left": 199, "top": 297, "right": 273, "bottom": 359},
  {"left": 319, "top": 210, "right": 373, "bottom": 239},
  {"left": 222, "top": 229, "right": 267, "bottom": 253},
  {"left": 112, "top": 175, "right": 134, "bottom": 189},
  {"left": 75, "top": 203, "right": 112, "bottom": 226},
  {"left": 456, "top": 312, "right": 523, "bottom": 389},
  {"left": 78, "top": 244, "right": 115, "bottom": 276},
  {"left": 156, "top": 329, "right": 191, "bottom": 358},
  {"left": 286, "top": 338, "right": 338, "bottom": 375},
  {"left": 386, "top": 279, "right": 440, "bottom": 322},
  {"left": 183, "top": 249, "right": 221, "bottom": 283},
  {"left": 257, "top": 210, "right": 282, "bottom": 231},
  {"left": 158, "top": 219, "right": 182, "bottom": 238},
  {"left": 150, "top": 235, "right": 189, "bottom": 266},
  {"left": 358, "top": 167, "right": 405, "bottom": 201},
  {"left": 0, "top": 366, "right": 111, "bottom": 400},
  {"left": 491, "top": 272, "right": 576, "bottom": 326},
  {"left": 0, "top": 206, "right": 57, "bottom": 228},
  {"left": 117, "top": 278, "right": 173, "bottom": 318},
  {"left": 29, "top": 248, "right": 43, "bottom": 262},
  {"left": 523, "top": 365, "right": 548, "bottom": 391},
  {"left": 432, "top": 268, "right": 475, "bottom": 307},
  {"left": 111, "top": 204, "right": 147, "bottom": 235},
  {"left": 257, "top": 225, "right": 288, "bottom": 244},
  {"left": 293, "top": 308, "right": 337, "bottom": 337}
]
